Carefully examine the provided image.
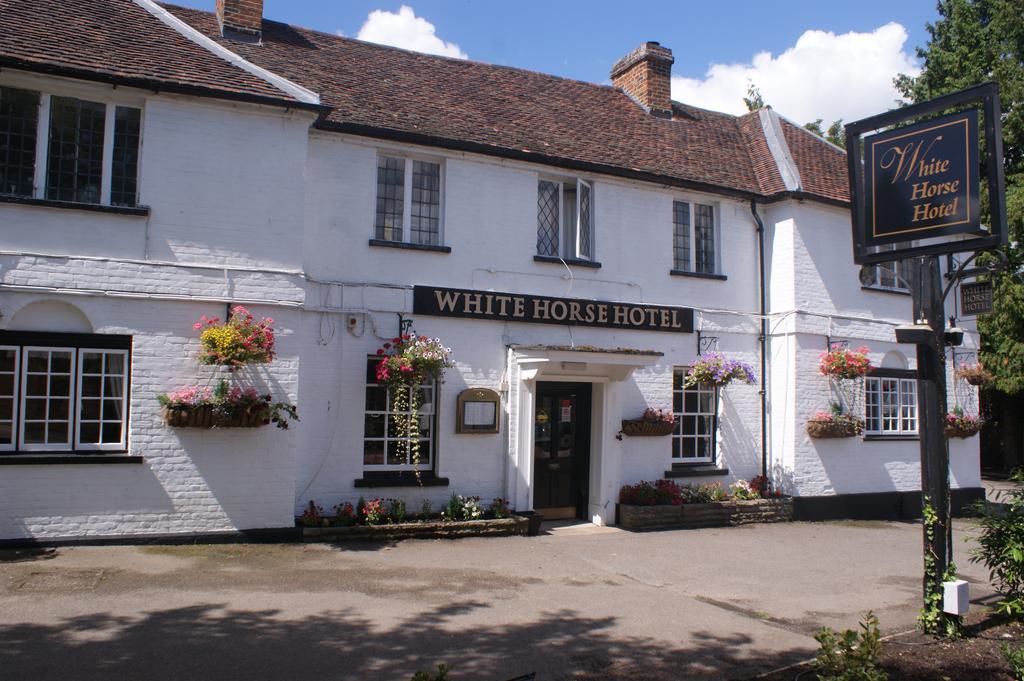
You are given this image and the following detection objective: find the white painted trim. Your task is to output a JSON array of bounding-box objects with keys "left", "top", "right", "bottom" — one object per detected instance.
[
  {"left": 100, "top": 105, "right": 116, "bottom": 205},
  {"left": 131, "top": 0, "right": 321, "bottom": 106},
  {"left": 759, "top": 108, "right": 802, "bottom": 192},
  {"left": 74, "top": 349, "right": 129, "bottom": 451},
  {"left": 32, "top": 94, "right": 50, "bottom": 199},
  {"left": 18, "top": 347, "right": 76, "bottom": 452},
  {"left": 0, "top": 346, "right": 19, "bottom": 451}
]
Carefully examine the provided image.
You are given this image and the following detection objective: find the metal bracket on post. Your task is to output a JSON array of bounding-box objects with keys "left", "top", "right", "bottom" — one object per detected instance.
[{"left": 697, "top": 331, "right": 718, "bottom": 356}]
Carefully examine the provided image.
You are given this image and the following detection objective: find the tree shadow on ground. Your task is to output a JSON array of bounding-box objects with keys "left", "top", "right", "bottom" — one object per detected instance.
[{"left": 0, "top": 600, "right": 813, "bottom": 681}]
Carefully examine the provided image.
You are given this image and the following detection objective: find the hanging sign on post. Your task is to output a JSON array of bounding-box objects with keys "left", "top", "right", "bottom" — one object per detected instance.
[{"left": 960, "top": 280, "right": 994, "bottom": 316}]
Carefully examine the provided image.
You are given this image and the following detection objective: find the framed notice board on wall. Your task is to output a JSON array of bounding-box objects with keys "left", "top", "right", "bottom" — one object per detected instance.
[{"left": 456, "top": 388, "right": 500, "bottom": 433}]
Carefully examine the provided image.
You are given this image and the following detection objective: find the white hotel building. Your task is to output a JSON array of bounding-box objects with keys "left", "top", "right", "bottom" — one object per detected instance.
[{"left": 0, "top": 0, "right": 982, "bottom": 543}]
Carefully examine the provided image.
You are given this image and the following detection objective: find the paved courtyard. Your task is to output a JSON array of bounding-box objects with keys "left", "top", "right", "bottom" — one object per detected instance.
[{"left": 0, "top": 519, "right": 997, "bottom": 681}]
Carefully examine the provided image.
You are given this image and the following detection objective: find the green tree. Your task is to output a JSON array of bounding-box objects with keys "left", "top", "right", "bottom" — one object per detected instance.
[
  {"left": 744, "top": 82, "right": 765, "bottom": 112},
  {"left": 804, "top": 118, "right": 846, "bottom": 149},
  {"left": 896, "top": 0, "right": 1024, "bottom": 393}
]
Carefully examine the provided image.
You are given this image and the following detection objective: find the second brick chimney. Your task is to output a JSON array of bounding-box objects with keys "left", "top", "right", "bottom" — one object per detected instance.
[
  {"left": 216, "top": 0, "right": 263, "bottom": 41},
  {"left": 610, "top": 42, "right": 675, "bottom": 118}
]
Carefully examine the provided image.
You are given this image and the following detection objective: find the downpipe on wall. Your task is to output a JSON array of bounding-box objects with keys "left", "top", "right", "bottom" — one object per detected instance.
[{"left": 750, "top": 200, "right": 769, "bottom": 487}]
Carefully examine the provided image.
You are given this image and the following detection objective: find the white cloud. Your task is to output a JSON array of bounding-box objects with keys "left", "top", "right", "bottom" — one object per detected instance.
[
  {"left": 356, "top": 5, "right": 467, "bottom": 59},
  {"left": 671, "top": 23, "right": 920, "bottom": 124}
]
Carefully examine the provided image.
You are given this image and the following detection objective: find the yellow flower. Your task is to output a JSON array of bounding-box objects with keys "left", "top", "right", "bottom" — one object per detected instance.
[{"left": 201, "top": 325, "right": 243, "bottom": 356}]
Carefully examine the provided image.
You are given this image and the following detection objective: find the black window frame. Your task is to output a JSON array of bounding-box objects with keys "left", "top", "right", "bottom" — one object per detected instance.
[{"left": 0, "top": 331, "right": 132, "bottom": 455}]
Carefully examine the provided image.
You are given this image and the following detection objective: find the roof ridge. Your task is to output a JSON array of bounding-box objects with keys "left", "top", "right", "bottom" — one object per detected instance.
[
  {"left": 759, "top": 108, "right": 802, "bottom": 192},
  {"left": 774, "top": 110, "right": 848, "bottom": 156},
  {"left": 140, "top": 0, "right": 320, "bottom": 105}
]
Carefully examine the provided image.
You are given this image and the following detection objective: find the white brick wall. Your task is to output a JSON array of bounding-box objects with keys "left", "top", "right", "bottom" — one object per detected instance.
[{"left": 0, "top": 71, "right": 983, "bottom": 541}]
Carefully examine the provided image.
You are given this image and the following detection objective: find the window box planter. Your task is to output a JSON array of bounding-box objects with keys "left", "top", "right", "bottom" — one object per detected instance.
[
  {"left": 620, "top": 419, "right": 675, "bottom": 437},
  {"left": 617, "top": 498, "right": 792, "bottom": 531},
  {"left": 806, "top": 417, "right": 863, "bottom": 439},
  {"left": 301, "top": 516, "right": 529, "bottom": 542},
  {"left": 164, "top": 406, "right": 268, "bottom": 428}
]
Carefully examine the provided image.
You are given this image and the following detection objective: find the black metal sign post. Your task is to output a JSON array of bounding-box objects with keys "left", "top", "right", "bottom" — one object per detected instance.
[{"left": 846, "top": 82, "right": 1008, "bottom": 635}]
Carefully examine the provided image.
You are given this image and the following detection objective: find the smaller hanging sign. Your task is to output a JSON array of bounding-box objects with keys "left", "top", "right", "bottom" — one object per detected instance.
[{"left": 960, "top": 280, "right": 993, "bottom": 316}]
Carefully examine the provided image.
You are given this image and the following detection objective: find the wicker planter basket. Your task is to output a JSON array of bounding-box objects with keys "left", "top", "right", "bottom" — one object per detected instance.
[
  {"left": 165, "top": 406, "right": 268, "bottom": 428},
  {"left": 806, "top": 418, "right": 861, "bottom": 439},
  {"left": 944, "top": 422, "right": 983, "bottom": 439},
  {"left": 620, "top": 419, "right": 676, "bottom": 437}
]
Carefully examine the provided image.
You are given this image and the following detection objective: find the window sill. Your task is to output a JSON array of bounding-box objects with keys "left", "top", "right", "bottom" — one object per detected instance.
[
  {"left": 863, "top": 435, "right": 919, "bottom": 442},
  {"left": 0, "top": 194, "right": 150, "bottom": 216},
  {"left": 0, "top": 453, "right": 143, "bottom": 465},
  {"left": 664, "top": 464, "right": 729, "bottom": 478},
  {"left": 670, "top": 269, "right": 728, "bottom": 281},
  {"left": 861, "top": 285, "right": 911, "bottom": 297},
  {"left": 533, "top": 255, "right": 601, "bottom": 269},
  {"left": 354, "top": 471, "right": 450, "bottom": 488},
  {"left": 368, "top": 239, "right": 451, "bottom": 254}
]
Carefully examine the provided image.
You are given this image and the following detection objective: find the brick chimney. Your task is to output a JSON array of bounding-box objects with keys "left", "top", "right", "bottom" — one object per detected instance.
[
  {"left": 216, "top": 0, "right": 263, "bottom": 40},
  {"left": 610, "top": 42, "right": 675, "bottom": 118}
]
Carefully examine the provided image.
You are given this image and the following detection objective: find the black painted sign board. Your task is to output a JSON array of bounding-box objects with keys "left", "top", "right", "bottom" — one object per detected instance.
[
  {"left": 960, "top": 280, "right": 993, "bottom": 316},
  {"left": 864, "top": 109, "right": 980, "bottom": 246},
  {"left": 846, "top": 82, "right": 1007, "bottom": 265},
  {"left": 413, "top": 285, "right": 694, "bottom": 333}
]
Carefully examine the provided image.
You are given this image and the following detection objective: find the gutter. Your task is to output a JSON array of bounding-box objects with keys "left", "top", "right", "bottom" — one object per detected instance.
[{"left": 750, "top": 200, "right": 769, "bottom": 488}]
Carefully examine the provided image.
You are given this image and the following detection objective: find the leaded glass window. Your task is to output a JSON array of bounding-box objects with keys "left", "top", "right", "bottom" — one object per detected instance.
[
  {"left": 672, "top": 201, "right": 717, "bottom": 274},
  {"left": 695, "top": 203, "right": 716, "bottom": 273},
  {"left": 46, "top": 96, "right": 105, "bottom": 204},
  {"left": 410, "top": 160, "right": 441, "bottom": 245},
  {"left": 537, "top": 178, "right": 594, "bottom": 261},
  {"left": 673, "top": 201, "right": 691, "bottom": 271},
  {"left": 111, "top": 106, "right": 141, "bottom": 207},
  {"left": 0, "top": 86, "right": 39, "bottom": 197},
  {"left": 374, "top": 156, "right": 405, "bottom": 241}
]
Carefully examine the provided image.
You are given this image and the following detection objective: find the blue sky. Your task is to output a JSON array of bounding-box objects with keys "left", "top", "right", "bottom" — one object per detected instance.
[{"left": 172, "top": 1, "right": 942, "bottom": 124}]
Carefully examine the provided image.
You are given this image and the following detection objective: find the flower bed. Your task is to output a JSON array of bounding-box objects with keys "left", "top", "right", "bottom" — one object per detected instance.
[
  {"left": 159, "top": 380, "right": 299, "bottom": 429},
  {"left": 297, "top": 495, "right": 525, "bottom": 541},
  {"left": 616, "top": 478, "right": 791, "bottom": 530}
]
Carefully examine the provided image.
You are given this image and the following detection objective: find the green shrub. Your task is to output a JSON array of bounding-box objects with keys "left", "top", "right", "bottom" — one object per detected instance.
[
  {"left": 812, "top": 611, "right": 888, "bottom": 681},
  {"left": 1003, "top": 643, "right": 1024, "bottom": 681},
  {"left": 971, "top": 469, "right": 1024, "bottom": 618}
]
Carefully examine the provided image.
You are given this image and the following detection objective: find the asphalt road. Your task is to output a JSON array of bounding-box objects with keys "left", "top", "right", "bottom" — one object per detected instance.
[{"left": 0, "top": 519, "right": 996, "bottom": 681}]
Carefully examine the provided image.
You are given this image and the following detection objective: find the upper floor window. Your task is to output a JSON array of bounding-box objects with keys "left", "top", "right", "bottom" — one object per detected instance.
[
  {"left": 374, "top": 155, "right": 443, "bottom": 246},
  {"left": 0, "top": 332, "right": 131, "bottom": 453},
  {"left": 537, "top": 178, "right": 594, "bottom": 261},
  {"left": 0, "top": 86, "right": 142, "bottom": 207},
  {"left": 864, "top": 373, "right": 918, "bottom": 436},
  {"left": 673, "top": 200, "right": 718, "bottom": 274},
  {"left": 862, "top": 243, "right": 912, "bottom": 292}
]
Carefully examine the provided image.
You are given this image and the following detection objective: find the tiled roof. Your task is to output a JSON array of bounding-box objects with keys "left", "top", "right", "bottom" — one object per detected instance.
[
  {"left": 736, "top": 112, "right": 788, "bottom": 196},
  {"left": 780, "top": 119, "right": 850, "bottom": 203},
  {"left": 166, "top": 5, "right": 781, "bottom": 200},
  {"left": 0, "top": 0, "right": 309, "bottom": 108}
]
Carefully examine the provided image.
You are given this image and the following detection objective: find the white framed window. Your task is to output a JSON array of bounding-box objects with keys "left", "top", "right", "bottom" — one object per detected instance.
[
  {"left": 362, "top": 357, "right": 437, "bottom": 470},
  {"left": 865, "top": 375, "right": 918, "bottom": 436},
  {"left": 0, "top": 346, "right": 20, "bottom": 451},
  {"left": 74, "top": 349, "right": 129, "bottom": 451},
  {"left": 672, "top": 367, "right": 717, "bottom": 462},
  {"left": 1, "top": 333, "right": 131, "bottom": 453},
  {"left": 673, "top": 200, "right": 719, "bottom": 274},
  {"left": 537, "top": 177, "right": 594, "bottom": 261},
  {"left": 374, "top": 154, "right": 443, "bottom": 246},
  {"left": 19, "top": 346, "right": 75, "bottom": 451},
  {"left": 862, "top": 243, "right": 912, "bottom": 292},
  {"left": 0, "top": 85, "right": 142, "bottom": 207}
]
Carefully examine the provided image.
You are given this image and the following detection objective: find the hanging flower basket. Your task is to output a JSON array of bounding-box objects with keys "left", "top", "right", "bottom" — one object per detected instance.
[
  {"left": 194, "top": 305, "right": 276, "bottom": 367},
  {"left": 806, "top": 413, "right": 864, "bottom": 438},
  {"left": 944, "top": 412, "right": 984, "bottom": 439},
  {"left": 819, "top": 345, "right": 872, "bottom": 379},
  {"left": 955, "top": 363, "right": 994, "bottom": 387},
  {"left": 684, "top": 352, "right": 757, "bottom": 389},
  {"left": 158, "top": 381, "right": 299, "bottom": 430}
]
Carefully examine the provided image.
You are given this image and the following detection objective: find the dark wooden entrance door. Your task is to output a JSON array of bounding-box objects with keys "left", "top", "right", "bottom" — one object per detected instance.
[{"left": 533, "top": 382, "right": 591, "bottom": 520}]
